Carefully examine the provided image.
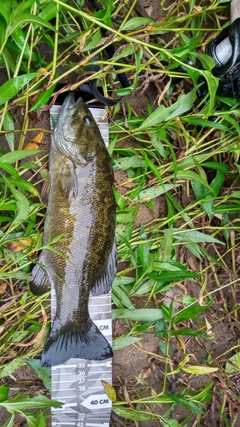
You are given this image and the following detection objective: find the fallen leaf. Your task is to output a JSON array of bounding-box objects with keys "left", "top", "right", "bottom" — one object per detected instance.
[
  {"left": 24, "top": 131, "right": 44, "bottom": 150},
  {"left": 101, "top": 380, "right": 117, "bottom": 403},
  {"left": 0, "top": 283, "right": 7, "bottom": 294}
]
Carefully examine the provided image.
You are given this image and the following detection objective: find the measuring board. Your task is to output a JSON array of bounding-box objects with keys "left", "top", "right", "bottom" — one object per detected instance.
[{"left": 50, "top": 103, "right": 112, "bottom": 427}]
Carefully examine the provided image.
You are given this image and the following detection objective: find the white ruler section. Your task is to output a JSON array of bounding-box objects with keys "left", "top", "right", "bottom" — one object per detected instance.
[{"left": 50, "top": 104, "right": 112, "bottom": 427}]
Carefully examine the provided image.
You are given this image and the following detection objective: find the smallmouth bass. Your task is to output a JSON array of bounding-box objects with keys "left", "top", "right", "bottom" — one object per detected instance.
[{"left": 30, "top": 94, "right": 117, "bottom": 367}]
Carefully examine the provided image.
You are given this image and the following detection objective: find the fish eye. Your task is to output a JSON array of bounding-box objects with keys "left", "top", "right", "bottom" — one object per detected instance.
[{"left": 83, "top": 115, "right": 92, "bottom": 126}]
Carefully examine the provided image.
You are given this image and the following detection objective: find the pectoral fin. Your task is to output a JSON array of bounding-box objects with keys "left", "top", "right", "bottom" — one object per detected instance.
[
  {"left": 91, "top": 240, "right": 117, "bottom": 296},
  {"left": 60, "top": 159, "right": 78, "bottom": 198}
]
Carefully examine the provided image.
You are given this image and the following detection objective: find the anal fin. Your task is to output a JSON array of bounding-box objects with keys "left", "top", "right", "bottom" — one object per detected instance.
[{"left": 91, "top": 239, "right": 117, "bottom": 296}]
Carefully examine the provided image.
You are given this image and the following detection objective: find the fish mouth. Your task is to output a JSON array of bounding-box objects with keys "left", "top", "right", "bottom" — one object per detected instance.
[{"left": 57, "top": 93, "right": 83, "bottom": 120}]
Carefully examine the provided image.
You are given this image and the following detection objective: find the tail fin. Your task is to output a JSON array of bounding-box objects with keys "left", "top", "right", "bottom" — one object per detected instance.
[{"left": 41, "top": 317, "right": 113, "bottom": 367}]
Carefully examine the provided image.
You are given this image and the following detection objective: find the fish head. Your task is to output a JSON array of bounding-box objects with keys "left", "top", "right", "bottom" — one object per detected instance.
[{"left": 53, "top": 94, "right": 103, "bottom": 165}]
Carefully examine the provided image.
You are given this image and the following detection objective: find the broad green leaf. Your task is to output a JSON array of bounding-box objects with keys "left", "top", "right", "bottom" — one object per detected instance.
[
  {"left": 1, "top": 415, "right": 14, "bottom": 427},
  {"left": 139, "top": 88, "right": 197, "bottom": 129},
  {"left": 7, "top": 13, "right": 56, "bottom": 36},
  {"left": 0, "top": 385, "right": 9, "bottom": 402},
  {"left": 0, "top": 73, "right": 39, "bottom": 105},
  {"left": 25, "top": 359, "right": 51, "bottom": 393},
  {"left": 121, "top": 17, "right": 154, "bottom": 31},
  {"left": 113, "top": 308, "right": 163, "bottom": 322},
  {"left": 3, "top": 111, "right": 14, "bottom": 151},
  {"left": 0, "top": 15, "right": 6, "bottom": 48},
  {"left": 117, "top": 155, "right": 145, "bottom": 169},
  {"left": 112, "top": 407, "right": 154, "bottom": 422},
  {"left": 172, "top": 300, "right": 213, "bottom": 325},
  {"left": 191, "top": 52, "right": 216, "bottom": 71},
  {"left": 102, "top": 381, "right": 117, "bottom": 403},
  {"left": 135, "top": 183, "right": 180, "bottom": 202},
  {"left": 225, "top": 352, "right": 240, "bottom": 373},
  {"left": 112, "top": 336, "right": 142, "bottom": 351},
  {"left": 181, "top": 365, "right": 218, "bottom": 374},
  {"left": 168, "top": 394, "right": 203, "bottom": 414},
  {"left": 200, "top": 70, "right": 218, "bottom": 115},
  {"left": 82, "top": 28, "right": 102, "bottom": 51},
  {"left": 0, "top": 149, "right": 40, "bottom": 163},
  {"left": 0, "top": 357, "right": 26, "bottom": 378},
  {"left": 0, "top": 394, "right": 63, "bottom": 411}
]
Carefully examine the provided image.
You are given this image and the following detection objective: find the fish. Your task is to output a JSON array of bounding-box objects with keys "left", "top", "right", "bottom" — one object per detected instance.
[{"left": 30, "top": 93, "right": 117, "bottom": 367}]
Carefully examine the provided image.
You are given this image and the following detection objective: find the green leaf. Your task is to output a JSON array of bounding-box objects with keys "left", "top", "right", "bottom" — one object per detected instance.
[
  {"left": 148, "top": 271, "right": 200, "bottom": 281},
  {"left": 7, "top": 13, "right": 56, "bottom": 36},
  {"left": 0, "top": 394, "right": 63, "bottom": 412},
  {"left": 112, "top": 336, "right": 142, "bottom": 351},
  {"left": 182, "top": 365, "right": 218, "bottom": 374},
  {"left": 30, "top": 83, "right": 57, "bottom": 111},
  {"left": 225, "top": 352, "right": 240, "bottom": 373},
  {"left": 139, "top": 88, "right": 197, "bottom": 129},
  {"left": 0, "top": 357, "right": 26, "bottom": 379},
  {"left": 0, "top": 149, "right": 40, "bottom": 163},
  {"left": 172, "top": 300, "right": 213, "bottom": 325},
  {"left": 168, "top": 393, "right": 203, "bottom": 414},
  {"left": 25, "top": 359, "right": 51, "bottom": 393},
  {"left": 176, "top": 170, "right": 214, "bottom": 194},
  {"left": 0, "top": 1, "right": 11, "bottom": 25},
  {"left": 112, "top": 407, "right": 154, "bottom": 422},
  {"left": 0, "top": 162, "right": 19, "bottom": 178},
  {"left": 3, "top": 177, "right": 30, "bottom": 223},
  {"left": 121, "top": 17, "right": 154, "bottom": 31},
  {"left": 112, "top": 285, "right": 135, "bottom": 309},
  {"left": 3, "top": 111, "right": 15, "bottom": 151},
  {"left": 0, "top": 73, "right": 39, "bottom": 105},
  {"left": 173, "top": 229, "right": 224, "bottom": 244},
  {"left": 113, "top": 308, "right": 163, "bottom": 322},
  {"left": 0, "top": 385, "right": 9, "bottom": 402},
  {"left": 1, "top": 415, "right": 14, "bottom": 427},
  {"left": 135, "top": 183, "right": 180, "bottom": 202}
]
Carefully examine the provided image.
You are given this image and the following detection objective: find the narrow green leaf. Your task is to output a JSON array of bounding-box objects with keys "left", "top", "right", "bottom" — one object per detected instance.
[
  {"left": 30, "top": 83, "right": 57, "bottom": 111},
  {"left": 0, "top": 73, "right": 39, "bottom": 105},
  {"left": 113, "top": 308, "right": 163, "bottom": 322},
  {"left": 112, "top": 285, "right": 135, "bottom": 309},
  {"left": 0, "top": 385, "right": 9, "bottom": 402},
  {"left": 3, "top": 111, "right": 14, "bottom": 151},
  {"left": 0, "top": 162, "right": 19, "bottom": 178},
  {"left": 112, "top": 336, "right": 142, "bottom": 351},
  {"left": 7, "top": 13, "right": 56, "bottom": 36},
  {"left": 176, "top": 170, "right": 214, "bottom": 194},
  {"left": 0, "top": 149, "right": 40, "bottom": 163},
  {"left": 148, "top": 271, "right": 200, "bottom": 281},
  {"left": 0, "top": 1, "right": 11, "bottom": 25},
  {"left": 121, "top": 17, "right": 154, "bottom": 31},
  {"left": 173, "top": 229, "right": 224, "bottom": 244},
  {"left": 112, "top": 407, "right": 153, "bottom": 422},
  {"left": 172, "top": 300, "right": 213, "bottom": 325},
  {"left": 1, "top": 415, "right": 14, "bottom": 427}
]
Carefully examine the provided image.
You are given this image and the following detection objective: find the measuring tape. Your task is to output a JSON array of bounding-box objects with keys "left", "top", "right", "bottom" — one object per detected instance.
[{"left": 49, "top": 104, "right": 112, "bottom": 427}]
